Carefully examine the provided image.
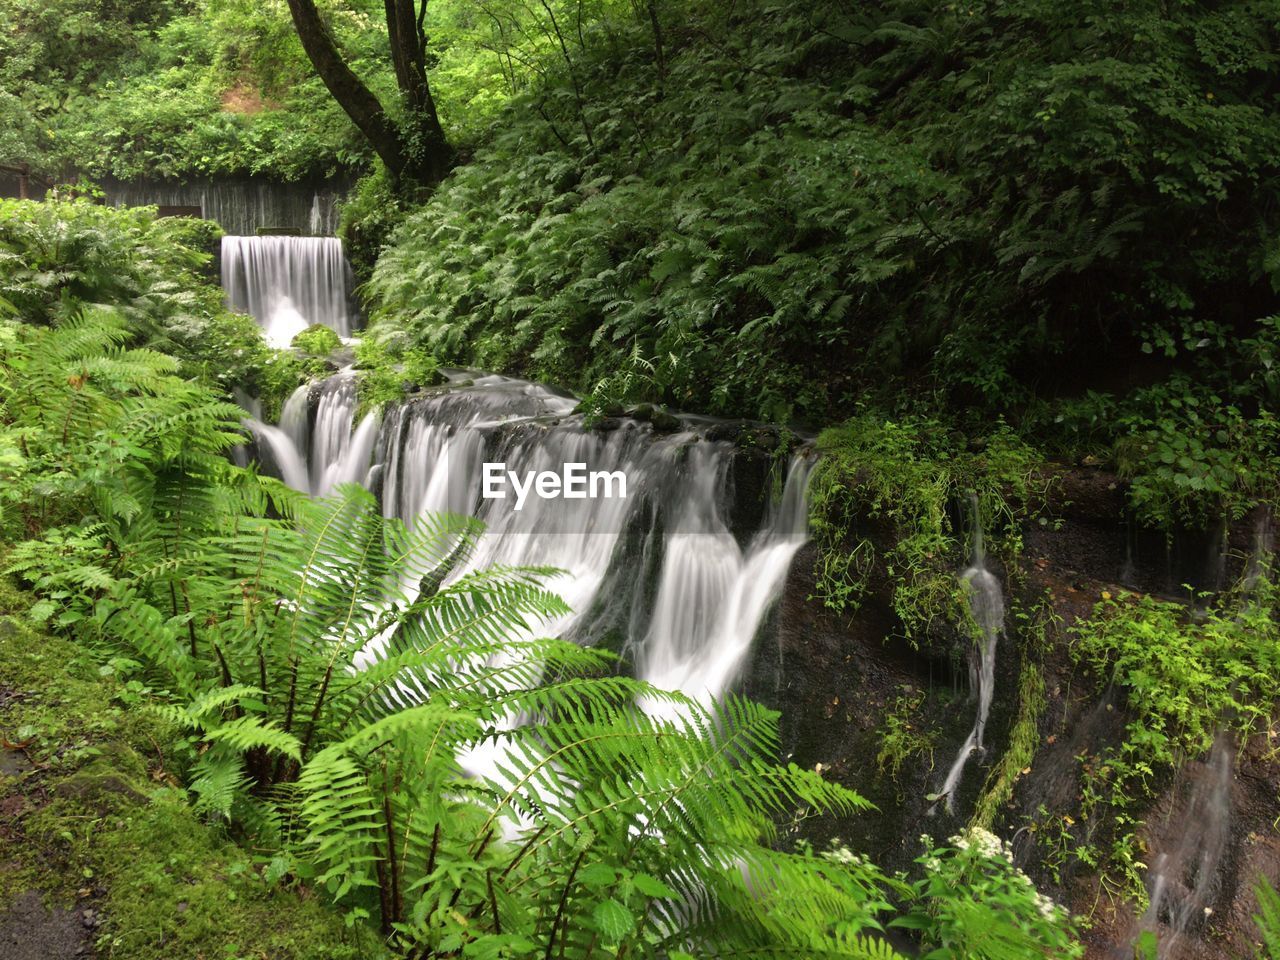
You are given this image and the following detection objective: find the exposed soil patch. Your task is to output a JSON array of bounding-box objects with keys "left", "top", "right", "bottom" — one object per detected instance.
[
  {"left": 220, "top": 81, "right": 278, "bottom": 115},
  {"left": 0, "top": 890, "right": 94, "bottom": 960},
  {"left": 0, "top": 734, "right": 98, "bottom": 960}
]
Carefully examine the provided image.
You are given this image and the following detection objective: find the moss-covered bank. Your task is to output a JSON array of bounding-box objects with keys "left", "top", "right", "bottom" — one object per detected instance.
[{"left": 0, "top": 579, "right": 379, "bottom": 960}]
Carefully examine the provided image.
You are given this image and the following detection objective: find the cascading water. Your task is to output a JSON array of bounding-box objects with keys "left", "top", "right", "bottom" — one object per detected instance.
[
  {"left": 638, "top": 452, "right": 811, "bottom": 711},
  {"left": 258, "top": 370, "right": 812, "bottom": 719},
  {"left": 1138, "top": 733, "right": 1234, "bottom": 958},
  {"left": 245, "top": 374, "right": 380, "bottom": 497},
  {"left": 934, "top": 494, "right": 1004, "bottom": 814},
  {"left": 221, "top": 236, "right": 357, "bottom": 347}
]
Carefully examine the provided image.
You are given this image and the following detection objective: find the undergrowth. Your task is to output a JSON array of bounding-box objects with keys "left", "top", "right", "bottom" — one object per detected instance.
[
  {"left": 1052, "top": 579, "right": 1280, "bottom": 903},
  {"left": 0, "top": 579, "right": 376, "bottom": 959},
  {"left": 807, "top": 412, "right": 1045, "bottom": 643}
]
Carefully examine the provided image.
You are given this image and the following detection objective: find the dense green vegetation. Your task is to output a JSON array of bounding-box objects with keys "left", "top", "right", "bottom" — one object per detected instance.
[
  {"left": 1, "top": 0, "right": 647, "bottom": 183},
  {"left": 347, "top": 0, "right": 1280, "bottom": 538},
  {"left": 0, "top": 197, "right": 307, "bottom": 415},
  {"left": 0, "top": 584, "right": 375, "bottom": 959},
  {"left": 359, "top": 3, "right": 1277, "bottom": 412},
  {"left": 1063, "top": 584, "right": 1280, "bottom": 899},
  {"left": 4, "top": 0, "right": 1280, "bottom": 956},
  {"left": 0, "top": 197, "right": 1087, "bottom": 960}
]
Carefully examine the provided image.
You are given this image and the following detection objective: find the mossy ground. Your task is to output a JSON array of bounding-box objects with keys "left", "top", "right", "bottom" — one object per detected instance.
[{"left": 0, "top": 578, "right": 381, "bottom": 960}]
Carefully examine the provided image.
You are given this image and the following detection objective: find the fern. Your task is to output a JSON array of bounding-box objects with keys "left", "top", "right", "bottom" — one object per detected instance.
[{"left": 1256, "top": 878, "right": 1280, "bottom": 960}]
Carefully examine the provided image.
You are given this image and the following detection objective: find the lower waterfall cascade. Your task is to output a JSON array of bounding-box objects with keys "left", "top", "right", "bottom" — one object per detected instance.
[
  {"left": 248, "top": 369, "right": 813, "bottom": 709},
  {"left": 221, "top": 235, "right": 357, "bottom": 347}
]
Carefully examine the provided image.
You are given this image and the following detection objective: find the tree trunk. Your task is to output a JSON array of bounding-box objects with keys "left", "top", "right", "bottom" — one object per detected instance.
[
  {"left": 383, "top": 0, "right": 453, "bottom": 183},
  {"left": 285, "top": 0, "right": 452, "bottom": 185}
]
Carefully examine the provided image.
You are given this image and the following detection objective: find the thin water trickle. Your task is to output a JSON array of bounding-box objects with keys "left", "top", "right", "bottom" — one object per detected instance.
[
  {"left": 1138, "top": 733, "right": 1234, "bottom": 958},
  {"left": 1243, "top": 506, "right": 1274, "bottom": 594},
  {"left": 934, "top": 494, "right": 1004, "bottom": 814}
]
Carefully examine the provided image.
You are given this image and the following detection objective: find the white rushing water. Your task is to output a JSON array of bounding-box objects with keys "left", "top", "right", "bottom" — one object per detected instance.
[
  {"left": 221, "top": 236, "right": 356, "bottom": 347},
  {"left": 934, "top": 494, "right": 1004, "bottom": 814},
  {"left": 245, "top": 375, "right": 380, "bottom": 497},
  {"left": 255, "top": 370, "right": 812, "bottom": 725}
]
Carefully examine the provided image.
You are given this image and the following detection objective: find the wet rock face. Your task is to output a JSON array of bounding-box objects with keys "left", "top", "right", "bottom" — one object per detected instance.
[
  {"left": 745, "top": 541, "right": 1013, "bottom": 874},
  {"left": 748, "top": 464, "right": 1279, "bottom": 958},
  {"left": 1028, "top": 466, "right": 1256, "bottom": 598}
]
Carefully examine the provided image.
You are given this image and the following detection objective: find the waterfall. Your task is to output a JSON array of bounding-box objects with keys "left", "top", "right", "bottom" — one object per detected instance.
[
  {"left": 1139, "top": 733, "right": 1234, "bottom": 957},
  {"left": 934, "top": 494, "right": 1004, "bottom": 814},
  {"left": 243, "top": 374, "right": 379, "bottom": 496},
  {"left": 221, "top": 236, "right": 356, "bottom": 347},
  {"left": 258, "top": 370, "right": 811, "bottom": 715},
  {"left": 1243, "top": 506, "right": 1274, "bottom": 593},
  {"left": 639, "top": 453, "right": 811, "bottom": 711}
]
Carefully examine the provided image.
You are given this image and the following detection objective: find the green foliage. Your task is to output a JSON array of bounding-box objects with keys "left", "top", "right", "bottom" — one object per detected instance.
[
  {"left": 351, "top": 335, "right": 442, "bottom": 414},
  {"left": 1111, "top": 377, "right": 1280, "bottom": 530},
  {"left": 361, "top": 0, "right": 1280, "bottom": 433},
  {"left": 364, "top": 22, "right": 949, "bottom": 422},
  {"left": 3, "top": 0, "right": 645, "bottom": 184},
  {"left": 1256, "top": 877, "right": 1280, "bottom": 960},
  {"left": 895, "top": 828, "right": 1082, "bottom": 959},
  {"left": 0, "top": 0, "right": 369, "bottom": 180},
  {"left": 874, "top": 686, "right": 937, "bottom": 788},
  {"left": 0, "top": 198, "right": 303, "bottom": 417},
  {"left": 1075, "top": 588, "right": 1280, "bottom": 776},
  {"left": 291, "top": 323, "right": 342, "bottom": 356},
  {"left": 808, "top": 412, "right": 1043, "bottom": 639},
  {"left": 1063, "top": 583, "right": 1280, "bottom": 896},
  {"left": 338, "top": 165, "right": 412, "bottom": 285}
]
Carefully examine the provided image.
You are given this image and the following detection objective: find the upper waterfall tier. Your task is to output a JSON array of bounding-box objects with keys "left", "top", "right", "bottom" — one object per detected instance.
[{"left": 221, "top": 236, "right": 357, "bottom": 347}]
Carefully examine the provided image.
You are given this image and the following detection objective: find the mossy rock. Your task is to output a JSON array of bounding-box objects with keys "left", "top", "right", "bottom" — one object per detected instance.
[
  {"left": 630, "top": 403, "right": 682, "bottom": 433},
  {"left": 52, "top": 759, "right": 146, "bottom": 813},
  {"left": 290, "top": 324, "right": 343, "bottom": 356},
  {"left": 0, "top": 579, "right": 386, "bottom": 960}
]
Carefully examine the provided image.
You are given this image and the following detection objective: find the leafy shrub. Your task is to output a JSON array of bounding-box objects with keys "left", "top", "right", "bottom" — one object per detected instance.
[
  {"left": 898, "top": 828, "right": 1082, "bottom": 959},
  {"left": 1061, "top": 583, "right": 1280, "bottom": 896},
  {"left": 362, "top": 0, "right": 1280, "bottom": 429},
  {"left": 808, "top": 413, "right": 1044, "bottom": 639},
  {"left": 1112, "top": 378, "right": 1280, "bottom": 529},
  {"left": 351, "top": 335, "right": 442, "bottom": 414},
  {"left": 0, "top": 198, "right": 303, "bottom": 416},
  {"left": 291, "top": 323, "right": 342, "bottom": 356}
]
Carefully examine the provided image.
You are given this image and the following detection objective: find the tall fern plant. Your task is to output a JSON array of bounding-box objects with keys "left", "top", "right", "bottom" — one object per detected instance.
[
  {"left": 145, "top": 485, "right": 899, "bottom": 957},
  {"left": 2, "top": 309, "right": 909, "bottom": 958}
]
